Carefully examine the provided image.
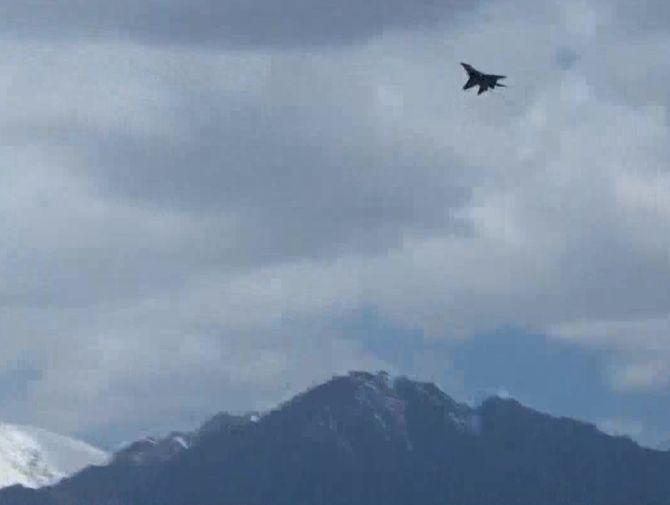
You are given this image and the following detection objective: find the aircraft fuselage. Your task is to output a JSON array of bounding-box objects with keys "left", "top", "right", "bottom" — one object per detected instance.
[{"left": 460, "top": 62, "right": 506, "bottom": 95}]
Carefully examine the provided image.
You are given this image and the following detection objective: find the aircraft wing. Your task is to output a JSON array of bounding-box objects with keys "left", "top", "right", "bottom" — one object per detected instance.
[
  {"left": 477, "top": 85, "right": 488, "bottom": 95},
  {"left": 463, "top": 77, "right": 477, "bottom": 90}
]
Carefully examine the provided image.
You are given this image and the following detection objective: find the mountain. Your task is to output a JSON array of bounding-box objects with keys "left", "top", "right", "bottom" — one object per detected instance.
[
  {"left": 2, "top": 371, "right": 670, "bottom": 505},
  {"left": 111, "top": 412, "right": 259, "bottom": 467},
  {"left": 112, "top": 432, "right": 191, "bottom": 466},
  {"left": 0, "top": 422, "right": 109, "bottom": 490}
]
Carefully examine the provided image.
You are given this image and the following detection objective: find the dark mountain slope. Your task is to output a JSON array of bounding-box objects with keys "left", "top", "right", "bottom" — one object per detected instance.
[{"left": 2, "top": 371, "right": 669, "bottom": 505}]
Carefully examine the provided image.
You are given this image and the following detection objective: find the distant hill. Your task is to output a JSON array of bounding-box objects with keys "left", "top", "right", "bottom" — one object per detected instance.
[{"left": 2, "top": 371, "right": 669, "bottom": 505}]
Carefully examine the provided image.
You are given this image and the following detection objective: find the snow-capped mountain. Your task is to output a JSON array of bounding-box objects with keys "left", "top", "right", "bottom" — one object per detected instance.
[{"left": 0, "top": 423, "right": 109, "bottom": 489}]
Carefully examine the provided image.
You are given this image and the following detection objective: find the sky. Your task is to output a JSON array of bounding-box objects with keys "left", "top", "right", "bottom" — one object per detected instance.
[{"left": 0, "top": 0, "right": 669, "bottom": 449}]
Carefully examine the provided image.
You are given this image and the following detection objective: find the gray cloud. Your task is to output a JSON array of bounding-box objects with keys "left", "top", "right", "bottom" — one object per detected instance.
[
  {"left": 1, "top": 0, "right": 670, "bottom": 446},
  {"left": 608, "top": 0, "right": 670, "bottom": 35},
  {"left": 2, "top": 42, "right": 474, "bottom": 273},
  {"left": 0, "top": 0, "right": 482, "bottom": 48},
  {"left": 555, "top": 47, "right": 579, "bottom": 69}
]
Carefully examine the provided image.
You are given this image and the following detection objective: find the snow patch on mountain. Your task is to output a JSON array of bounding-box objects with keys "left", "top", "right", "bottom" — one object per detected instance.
[
  {"left": 0, "top": 423, "right": 109, "bottom": 489},
  {"left": 113, "top": 432, "right": 195, "bottom": 466}
]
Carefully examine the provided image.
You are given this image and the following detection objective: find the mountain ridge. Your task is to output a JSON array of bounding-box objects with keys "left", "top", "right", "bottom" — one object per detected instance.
[{"left": 2, "top": 370, "right": 668, "bottom": 505}]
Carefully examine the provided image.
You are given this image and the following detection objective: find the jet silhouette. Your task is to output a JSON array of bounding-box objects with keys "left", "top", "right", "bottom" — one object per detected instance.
[{"left": 461, "top": 63, "right": 506, "bottom": 95}]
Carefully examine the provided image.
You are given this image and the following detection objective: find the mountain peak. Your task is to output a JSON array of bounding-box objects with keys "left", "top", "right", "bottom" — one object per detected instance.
[
  {"left": 261, "top": 370, "right": 478, "bottom": 452},
  {"left": 5, "top": 371, "right": 670, "bottom": 505},
  {"left": 113, "top": 431, "right": 193, "bottom": 466}
]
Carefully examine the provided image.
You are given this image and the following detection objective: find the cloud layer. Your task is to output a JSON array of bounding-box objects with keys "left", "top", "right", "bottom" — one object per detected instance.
[
  {"left": 0, "top": 0, "right": 669, "bottom": 445},
  {"left": 0, "top": 0, "right": 482, "bottom": 47}
]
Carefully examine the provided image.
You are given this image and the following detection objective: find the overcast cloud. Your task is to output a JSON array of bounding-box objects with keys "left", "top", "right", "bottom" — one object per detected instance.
[
  {"left": 0, "top": 0, "right": 669, "bottom": 447},
  {"left": 0, "top": 0, "right": 483, "bottom": 47}
]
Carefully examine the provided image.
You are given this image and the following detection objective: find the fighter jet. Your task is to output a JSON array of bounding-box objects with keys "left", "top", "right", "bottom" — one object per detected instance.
[{"left": 461, "top": 63, "right": 506, "bottom": 95}]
